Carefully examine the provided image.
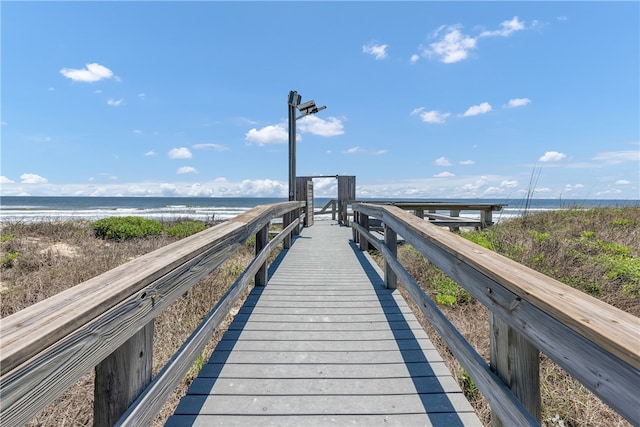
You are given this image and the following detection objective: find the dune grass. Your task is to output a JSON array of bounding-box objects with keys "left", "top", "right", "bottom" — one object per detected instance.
[{"left": 1, "top": 206, "right": 638, "bottom": 426}]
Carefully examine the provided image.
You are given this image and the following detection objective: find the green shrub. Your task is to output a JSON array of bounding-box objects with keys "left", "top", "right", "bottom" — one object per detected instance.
[
  {"left": 92, "top": 216, "right": 163, "bottom": 240},
  {"left": 462, "top": 230, "right": 495, "bottom": 250},
  {"left": 0, "top": 234, "right": 15, "bottom": 243},
  {"left": 529, "top": 230, "right": 550, "bottom": 244},
  {"left": 433, "top": 276, "right": 470, "bottom": 306},
  {"left": 166, "top": 220, "right": 206, "bottom": 238},
  {"left": 597, "top": 253, "right": 640, "bottom": 298},
  {"left": 1, "top": 251, "right": 19, "bottom": 268}
]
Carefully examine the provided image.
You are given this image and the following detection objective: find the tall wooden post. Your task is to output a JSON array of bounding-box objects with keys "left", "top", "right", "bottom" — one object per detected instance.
[
  {"left": 384, "top": 224, "right": 397, "bottom": 289},
  {"left": 359, "top": 213, "right": 369, "bottom": 251},
  {"left": 94, "top": 322, "right": 153, "bottom": 427},
  {"left": 255, "top": 224, "right": 269, "bottom": 286},
  {"left": 490, "top": 314, "right": 541, "bottom": 426}
]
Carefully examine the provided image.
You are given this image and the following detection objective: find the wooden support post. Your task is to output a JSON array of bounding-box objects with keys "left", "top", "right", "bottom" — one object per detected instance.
[
  {"left": 450, "top": 209, "right": 460, "bottom": 232},
  {"left": 359, "top": 213, "right": 369, "bottom": 251},
  {"left": 490, "top": 313, "right": 541, "bottom": 427},
  {"left": 415, "top": 209, "right": 424, "bottom": 219},
  {"left": 331, "top": 200, "right": 337, "bottom": 220},
  {"left": 384, "top": 224, "right": 397, "bottom": 289},
  {"left": 283, "top": 212, "right": 291, "bottom": 249},
  {"left": 94, "top": 321, "right": 153, "bottom": 427},
  {"left": 482, "top": 209, "right": 493, "bottom": 228},
  {"left": 427, "top": 209, "right": 436, "bottom": 221},
  {"left": 255, "top": 224, "right": 269, "bottom": 286}
]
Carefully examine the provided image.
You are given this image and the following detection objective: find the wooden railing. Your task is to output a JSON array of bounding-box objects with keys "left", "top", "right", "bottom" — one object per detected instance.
[
  {"left": 0, "top": 201, "right": 305, "bottom": 427},
  {"left": 317, "top": 199, "right": 504, "bottom": 229},
  {"left": 352, "top": 203, "right": 640, "bottom": 426}
]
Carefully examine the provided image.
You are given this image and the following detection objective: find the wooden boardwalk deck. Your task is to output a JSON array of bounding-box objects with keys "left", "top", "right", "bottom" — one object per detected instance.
[{"left": 166, "top": 221, "right": 481, "bottom": 426}]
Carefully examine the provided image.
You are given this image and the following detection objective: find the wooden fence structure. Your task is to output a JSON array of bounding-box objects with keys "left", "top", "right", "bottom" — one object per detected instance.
[
  {"left": 0, "top": 202, "right": 305, "bottom": 427},
  {"left": 1, "top": 200, "right": 638, "bottom": 426},
  {"left": 352, "top": 203, "right": 639, "bottom": 426}
]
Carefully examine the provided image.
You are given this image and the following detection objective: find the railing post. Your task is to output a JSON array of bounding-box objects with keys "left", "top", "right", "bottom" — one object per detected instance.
[
  {"left": 282, "top": 212, "right": 291, "bottom": 249},
  {"left": 490, "top": 314, "right": 541, "bottom": 427},
  {"left": 331, "top": 200, "right": 337, "bottom": 220},
  {"left": 415, "top": 209, "right": 424, "bottom": 219},
  {"left": 427, "top": 209, "right": 436, "bottom": 221},
  {"left": 255, "top": 223, "right": 269, "bottom": 286},
  {"left": 450, "top": 209, "right": 460, "bottom": 232},
  {"left": 384, "top": 224, "right": 397, "bottom": 289},
  {"left": 359, "top": 213, "right": 369, "bottom": 251},
  {"left": 482, "top": 209, "right": 493, "bottom": 228},
  {"left": 94, "top": 321, "right": 153, "bottom": 427}
]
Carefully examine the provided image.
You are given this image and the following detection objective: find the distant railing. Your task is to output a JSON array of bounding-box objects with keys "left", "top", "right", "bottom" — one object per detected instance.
[
  {"left": 0, "top": 201, "right": 306, "bottom": 427},
  {"left": 317, "top": 199, "right": 505, "bottom": 229},
  {"left": 352, "top": 203, "right": 639, "bottom": 426}
]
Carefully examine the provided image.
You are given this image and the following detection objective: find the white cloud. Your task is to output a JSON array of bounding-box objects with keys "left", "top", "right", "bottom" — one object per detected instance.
[
  {"left": 424, "top": 25, "right": 477, "bottom": 63},
  {"left": 459, "top": 160, "right": 475, "bottom": 165},
  {"left": 501, "top": 180, "right": 518, "bottom": 188},
  {"left": 593, "top": 150, "right": 640, "bottom": 164},
  {"left": 435, "top": 156, "right": 452, "bottom": 166},
  {"left": 480, "top": 16, "right": 525, "bottom": 38},
  {"left": 411, "top": 107, "right": 450, "bottom": 124},
  {"left": 539, "top": 151, "right": 567, "bottom": 162},
  {"left": 168, "top": 147, "right": 193, "bottom": 159},
  {"left": 138, "top": 93, "right": 146, "bottom": 100},
  {"left": 193, "top": 143, "right": 230, "bottom": 152},
  {"left": 1, "top": 176, "right": 15, "bottom": 184},
  {"left": 144, "top": 150, "right": 157, "bottom": 157},
  {"left": 616, "top": 180, "right": 631, "bottom": 185},
  {"left": 20, "top": 173, "right": 48, "bottom": 184},
  {"left": 177, "top": 166, "right": 198, "bottom": 174},
  {"left": 410, "top": 54, "right": 420, "bottom": 63},
  {"left": 60, "top": 63, "right": 115, "bottom": 83},
  {"left": 297, "top": 115, "right": 345, "bottom": 137},
  {"left": 245, "top": 124, "right": 288, "bottom": 145},
  {"left": 433, "top": 171, "right": 455, "bottom": 178},
  {"left": 363, "top": 42, "right": 389, "bottom": 60},
  {"left": 463, "top": 102, "right": 492, "bottom": 117},
  {"left": 344, "top": 146, "right": 362, "bottom": 154},
  {"left": 507, "top": 98, "right": 531, "bottom": 108},
  {"left": 107, "top": 98, "right": 125, "bottom": 107},
  {"left": 372, "top": 149, "right": 388, "bottom": 155},
  {"left": 133, "top": 129, "right": 142, "bottom": 134}
]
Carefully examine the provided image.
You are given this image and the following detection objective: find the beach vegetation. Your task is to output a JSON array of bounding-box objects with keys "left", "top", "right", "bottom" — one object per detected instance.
[
  {"left": 1, "top": 251, "right": 19, "bottom": 268},
  {"left": 92, "top": 216, "right": 163, "bottom": 240},
  {"left": 166, "top": 220, "right": 206, "bottom": 238}
]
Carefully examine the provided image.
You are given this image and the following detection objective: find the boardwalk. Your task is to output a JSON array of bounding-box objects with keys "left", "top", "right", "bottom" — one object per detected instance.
[{"left": 166, "top": 221, "right": 481, "bottom": 426}]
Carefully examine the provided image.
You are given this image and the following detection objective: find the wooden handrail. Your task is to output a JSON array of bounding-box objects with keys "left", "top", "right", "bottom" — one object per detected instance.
[
  {"left": 0, "top": 201, "right": 305, "bottom": 426},
  {"left": 352, "top": 203, "right": 640, "bottom": 425}
]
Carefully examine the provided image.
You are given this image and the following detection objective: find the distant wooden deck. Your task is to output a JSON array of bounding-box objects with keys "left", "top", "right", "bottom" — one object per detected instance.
[{"left": 166, "top": 221, "right": 481, "bottom": 426}]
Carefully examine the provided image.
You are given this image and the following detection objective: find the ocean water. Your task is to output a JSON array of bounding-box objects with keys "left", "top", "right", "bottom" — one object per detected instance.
[{"left": 0, "top": 196, "right": 637, "bottom": 224}]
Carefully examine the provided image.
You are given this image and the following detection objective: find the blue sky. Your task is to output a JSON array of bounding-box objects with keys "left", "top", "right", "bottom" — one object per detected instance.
[{"left": 2, "top": 1, "right": 639, "bottom": 200}]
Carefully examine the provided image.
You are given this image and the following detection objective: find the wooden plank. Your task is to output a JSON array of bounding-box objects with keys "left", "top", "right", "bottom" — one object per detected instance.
[
  {"left": 166, "top": 413, "right": 483, "bottom": 427},
  {"left": 174, "top": 393, "right": 474, "bottom": 416},
  {"left": 227, "top": 319, "right": 424, "bottom": 331},
  {"left": 197, "top": 361, "right": 453, "bottom": 379},
  {"left": 174, "top": 221, "right": 479, "bottom": 425},
  {"left": 219, "top": 328, "right": 432, "bottom": 341},
  {"left": 187, "top": 376, "right": 463, "bottom": 395},
  {"left": 213, "top": 338, "right": 434, "bottom": 352}
]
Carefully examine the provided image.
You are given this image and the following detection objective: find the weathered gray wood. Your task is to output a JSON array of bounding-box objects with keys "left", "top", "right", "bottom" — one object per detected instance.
[
  {"left": 359, "top": 212, "right": 369, "bottom": 251},
  {"left": 353, "top": 220, "right": 538, "bottom": 426},
  {"left": 490, "top": 314, "right": 541, "bottom": 426},
  {"left": 174, "top": 393, "right": 474, "bottom": 416},
  {"left": 175, "top": 221, "right": 480, "bottom": 425},
  {"left": 0, "top": 202, "right": 304, "bottom": 427},
  {"left": 94, "top": 322, "right": 153, "bottom": 427},
  {"left": 197, "top": 361, "right": 453, "bottom": 378},
  {"left": 254, "top": 224, "right": 268, "bottom": 286},
  {"left": 354, "top": 203, "right": 640, "bottom": 425},
  {"left": 166, "top": 413, "right": 482, "bottom": 427},
  {"left": 384, "top": 224, "right": 397, "bottom": 289}
]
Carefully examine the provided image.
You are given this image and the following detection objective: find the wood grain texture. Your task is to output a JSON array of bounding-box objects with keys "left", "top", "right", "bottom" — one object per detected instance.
[
  {"left": 354, "top": 203, "right": 640, "bottom": 425},
  {"left": 171, "top": 221, "right": 480, "bottom": 426}
]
